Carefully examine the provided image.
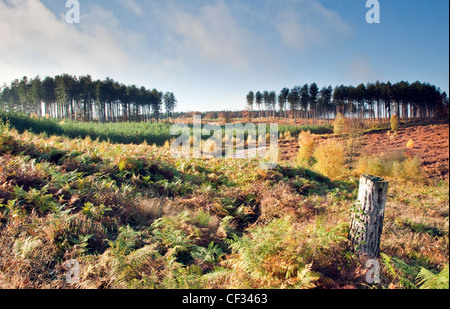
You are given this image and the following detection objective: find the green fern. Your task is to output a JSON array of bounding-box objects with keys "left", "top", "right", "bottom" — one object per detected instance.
[
  {"left": 192, "top": 242, "right": 224, "bottom": 265},
  {"left": 417, "top": 265, "right": 449, "bottom": 289},
  {"left": 108, "top": 226, "right": 144, "bottom": 256},
  {"left": 12, "top": 186, "right": 59, "bottom": 214},
  {"left": 381, "top": 253, "right": 420, "bottom": 289},
  {"left": 223, "top": 217, "right": 323, "bottom": 289},
  {"left": 111, "top": 244, "right": 161, "bottom": 289},
  {"left": 151, "top": 212, "right": 198, "bottom": 249}
]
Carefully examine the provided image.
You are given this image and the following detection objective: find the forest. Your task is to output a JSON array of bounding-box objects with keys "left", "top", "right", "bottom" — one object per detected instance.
[
  {"left": 246, "top": 81, "right": 448, "bottom": 123},
  {"left": 0, "top": 75, "right": 177, "bottom": 123},
  {"left": 1, "top": 76, "right": 447, "bottom": 126}
]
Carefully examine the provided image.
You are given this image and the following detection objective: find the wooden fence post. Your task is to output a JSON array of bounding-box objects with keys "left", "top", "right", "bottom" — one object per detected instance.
[{"left": 349, "top": 175, "right": 389, "bottom": 258}]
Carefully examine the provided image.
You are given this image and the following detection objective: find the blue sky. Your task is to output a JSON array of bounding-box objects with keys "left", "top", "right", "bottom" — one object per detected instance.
[{"left": 0, "top": 0, "right": 448, "bottom": 112}]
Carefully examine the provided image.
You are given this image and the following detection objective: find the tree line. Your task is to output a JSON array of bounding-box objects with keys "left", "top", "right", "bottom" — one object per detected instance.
[
  {"left": 247, "top": 81, "right": 448, "bottom": 124},
  {"left": 0, "top": 74, "right": 177, "bottom": 123}
]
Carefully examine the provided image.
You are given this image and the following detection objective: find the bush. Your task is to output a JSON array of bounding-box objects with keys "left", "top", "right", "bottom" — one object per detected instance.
[
  {"left": 356, "top": 153, "right": 423, "bottom": 181},
  {"left": 391, "top": 114, "right": 399, "bottom": 132},
  {"left": 0, "top": 119, "right": 19, "bottom": 154},
  {"left": 297, "top": 131, "right": 316, "bottom": 166},
  {"left": 356, "top": 156, "right": 385, "bottom": 176},
  {"left": 333, "top": 113, "right": 346, "bottom": 135},
  {"left": 398, "top": 157, "right": 423, "bottom": 181},
  {"left": 283, "top": 131, "right": 292, "bottom": 140},
  {"left": 406, "top": 139, "right": 415, "bottom": 149},
  {"left": 313, "top": 139, "right": 345, "bottom": 179},
  {"left": 279, "top": 124, "right": 333, "bottom": 137}
]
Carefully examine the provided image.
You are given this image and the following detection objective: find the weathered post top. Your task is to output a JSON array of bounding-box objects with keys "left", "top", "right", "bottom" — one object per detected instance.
[{"left": 350, "top": 175, "right": 389, "bottom": 259}]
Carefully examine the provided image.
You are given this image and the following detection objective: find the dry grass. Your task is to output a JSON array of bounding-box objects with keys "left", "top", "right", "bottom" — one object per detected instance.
[
  {"left": 256, "top": 181, "right": 304, "bottom": 223},
  {"left": 0, "top": 118, "right": 448, "bottom": 290},
  {"left": 381, "top": 180, "right": 449, "bottom": 283},
  {"left": 133, "top": 197, "right": 182, "bottom": 220}
]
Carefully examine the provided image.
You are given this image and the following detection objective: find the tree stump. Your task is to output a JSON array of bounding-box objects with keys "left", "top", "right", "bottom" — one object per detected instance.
[{"left": 349, "top": 175, "right": 389, "bottom": 259}]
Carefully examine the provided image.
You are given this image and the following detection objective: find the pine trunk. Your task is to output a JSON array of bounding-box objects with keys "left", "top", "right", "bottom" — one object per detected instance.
[{"left": 349, "top": 175, "right": 389, "bottom": 259}]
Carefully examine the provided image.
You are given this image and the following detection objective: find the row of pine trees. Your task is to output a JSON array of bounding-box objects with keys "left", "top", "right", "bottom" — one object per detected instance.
[
  {"left": 0, "top": 74, "right": 177, "bottom": 123},
  {"left": 247, "top": 81, "right": 448, "bottom": 123},
  {"left": 1, "top": 76, "right": 447, "bottom": 124}
]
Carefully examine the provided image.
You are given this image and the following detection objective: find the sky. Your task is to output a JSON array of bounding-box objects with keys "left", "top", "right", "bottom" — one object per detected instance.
[{"left": 0, "top": 0, "right": 448, "bottom": 112}]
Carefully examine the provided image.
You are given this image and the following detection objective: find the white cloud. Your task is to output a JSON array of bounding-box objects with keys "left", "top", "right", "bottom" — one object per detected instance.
[
  {"left": 276, "top": 15, "right": 325, "bottom": 50},
  {"left": 339, "top": 56, "right": 381, "bottom": 83},
  {"left": 167, "top": 0, "right": 253, "bottom": 70},
  {"left": 0, "top": 0, "right": 137, "bottom": 83},
  {"left": 119, "top": 0, "right": 142, "bottom": 16},
  {"left": 274, "top": 0, "right": 352, "bottom": 50},
  {"left": 0, "top": 0, "right": 357, "bottom": 112}
]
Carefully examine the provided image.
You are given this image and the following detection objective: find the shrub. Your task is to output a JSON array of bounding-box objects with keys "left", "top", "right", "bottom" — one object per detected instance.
[
  {"left": 398, "top": 157, "right": 422, "bottom": 181},
  {"left": 406, "top": 139, "right": 415, "bottom": 149},
  {"left": 279, "top": 125, "right": 333, "bottom": 137},
  {"left": 0, "top": 118, "right": 10, "bottom": 135},
  {"left": 391, "top": 114, "right": 399, "bottom": 132},
  {"left": 313, "top": 139, "right": 345, "bottom": 179},
  {"left": 358, "top": 156, "right": 386, "bottom": 176},
  {"left": 163, "top": 140, "right": 171, "bottom": 150},
  {"left": 344, "top": 118, "right": 365, "bottom": 170},
  {"left": 284, "top": 131, "right": 292, "bottom": 140},
  {"left": 0, "top": 119, "right": 20, "bottom": 154},
  {"left": 347, "top": 118, "right": 366, "bottom": 134},
  {"left": 333, "top": 113, "right": 346, "bottom": 135},
  {"left": 202, "top": 139, "right": 220, "bottom": 157},
  {"left": 356, "top": 153, "right": 423, "bottom": 181},
  {"left": 297, "top": 131, "right": 315, "bottom": 166}
]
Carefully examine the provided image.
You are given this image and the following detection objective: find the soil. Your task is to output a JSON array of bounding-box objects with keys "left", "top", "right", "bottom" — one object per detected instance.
[
  {"left": 359, "top": 123, "right": 449, "bottom": 181},
  {"left": 280, "top": 123, "right": 449, "bottom": 181}
]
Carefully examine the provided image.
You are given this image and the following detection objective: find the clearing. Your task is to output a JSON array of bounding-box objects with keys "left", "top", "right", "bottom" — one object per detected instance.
[{"left": 280, "top": 122, "right": 449, "bottom": 181}]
